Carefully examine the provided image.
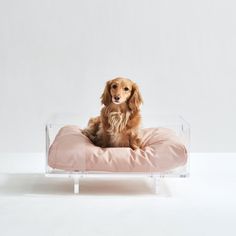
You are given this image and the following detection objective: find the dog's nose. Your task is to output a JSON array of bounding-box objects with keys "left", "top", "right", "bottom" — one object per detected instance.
[{"left": 114, "top": 96, "right": 120, "bottom": 101}]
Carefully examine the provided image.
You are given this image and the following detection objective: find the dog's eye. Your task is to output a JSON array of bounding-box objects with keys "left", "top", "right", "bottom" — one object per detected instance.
[
  {"left": 112, "top": 84, "right": 117, "bottom": 89},
  {"left": 124, "top": 87, "right": 129, "bottom": 91}
]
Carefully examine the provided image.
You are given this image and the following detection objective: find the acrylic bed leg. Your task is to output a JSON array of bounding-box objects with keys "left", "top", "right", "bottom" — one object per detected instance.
[
  {"left": 155, "top": 177, "right": 161, "bottom": 194},
  {"left": 150, "top": 176, "right": 161, "bottom": 194},
  {"left": 74, "top": 176, "right": 80, "bottom": 194}
]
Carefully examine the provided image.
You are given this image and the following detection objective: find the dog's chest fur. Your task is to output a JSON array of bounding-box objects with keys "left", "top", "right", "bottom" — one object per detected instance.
[
  {"left": 108, "top": 111, "right": 130, "bottom": 133},
  {"left": 107, "top": 111, "right": 131, "bottom": 146}
]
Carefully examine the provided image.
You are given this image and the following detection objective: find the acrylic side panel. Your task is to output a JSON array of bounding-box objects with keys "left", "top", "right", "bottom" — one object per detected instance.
[{"left": 45, "top": 113, "right": 190, "bottom": 177}]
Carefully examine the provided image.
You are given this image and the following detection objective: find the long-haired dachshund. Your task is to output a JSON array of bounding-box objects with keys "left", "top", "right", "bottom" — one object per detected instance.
[{"left": 82, "top": 77, "right": 143, "bottom": 150}]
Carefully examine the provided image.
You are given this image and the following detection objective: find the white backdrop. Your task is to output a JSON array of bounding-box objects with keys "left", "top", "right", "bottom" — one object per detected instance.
[{"left": 0, "top": 0, "right": 235, "bottom": 153}]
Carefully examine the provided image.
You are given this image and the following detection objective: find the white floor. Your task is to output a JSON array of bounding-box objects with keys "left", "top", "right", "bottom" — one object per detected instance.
[{"left": 0, "top": 153, "right": 236, "bottom": 236}]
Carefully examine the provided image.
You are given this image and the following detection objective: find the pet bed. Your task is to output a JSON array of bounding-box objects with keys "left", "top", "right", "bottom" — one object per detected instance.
[
  {"left": 45, "top": 114, "right": 190, "bottom": 194},
  {"left": 48, "top": 126, "right": 187, "bottom": 172}
]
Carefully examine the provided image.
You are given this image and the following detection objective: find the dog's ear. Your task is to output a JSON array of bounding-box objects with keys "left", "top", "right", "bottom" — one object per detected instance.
[
  {"left": 101, "top": 80, "right": 112, "bottom": 106},
  {"left": 128, "top": 83, "right": 143, "bottom": 112}
]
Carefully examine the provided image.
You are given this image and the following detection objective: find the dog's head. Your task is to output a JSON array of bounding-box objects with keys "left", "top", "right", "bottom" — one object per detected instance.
[{"left": 101, "top": 77, "right": 143, "bottom": 112}]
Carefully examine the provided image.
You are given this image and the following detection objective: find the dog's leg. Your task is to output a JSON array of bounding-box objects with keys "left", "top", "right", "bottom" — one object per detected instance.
[
  {"left": 129, "top": 133, "right": 141, "bottom": 150},
  {"left": 82, "top": 116, "right": 101, "bottom": 143}
]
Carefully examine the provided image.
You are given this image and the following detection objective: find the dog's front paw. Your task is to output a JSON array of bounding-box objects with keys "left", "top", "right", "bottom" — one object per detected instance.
[
  {"left": 130, "top": 137, "right": 141, "bottom": 150},
  {"left": 130, "top": 144, "right": 139, "bottom": 150},
  {"left": 81, "top": 129, "right": 89, "bottom": 137},
  {"left": 82, "top": 129, "right": 95, "bottom": 142}
]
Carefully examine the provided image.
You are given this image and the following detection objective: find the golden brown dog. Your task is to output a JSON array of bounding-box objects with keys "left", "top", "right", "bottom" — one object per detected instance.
[{"left": 82, "top": 77, "right": 143, "bottom": 149}]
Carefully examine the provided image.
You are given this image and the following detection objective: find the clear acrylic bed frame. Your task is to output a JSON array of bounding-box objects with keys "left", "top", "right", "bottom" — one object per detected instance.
[{"left": 45, "top": 113, "right": 190, "bottom": 194}]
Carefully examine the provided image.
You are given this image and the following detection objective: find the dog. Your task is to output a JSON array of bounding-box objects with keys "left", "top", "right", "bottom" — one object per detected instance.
[{"left": 82, "top": 77, "right": 143, "bottom": 150}]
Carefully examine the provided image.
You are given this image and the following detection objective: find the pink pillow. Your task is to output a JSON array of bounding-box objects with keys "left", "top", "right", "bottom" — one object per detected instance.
[{"left": 48, "top": 125, "right": 188, "bottom": 172}]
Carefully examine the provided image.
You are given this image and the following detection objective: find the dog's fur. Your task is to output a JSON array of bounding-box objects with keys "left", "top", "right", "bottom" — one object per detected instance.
[{"left": 82, "top": 77, "right": 143, "bottom": 150}]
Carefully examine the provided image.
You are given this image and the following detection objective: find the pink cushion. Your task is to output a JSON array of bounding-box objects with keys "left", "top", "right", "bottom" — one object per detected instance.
[{"left": 48, "top": 125, "right": 188, "bottom": 172}]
